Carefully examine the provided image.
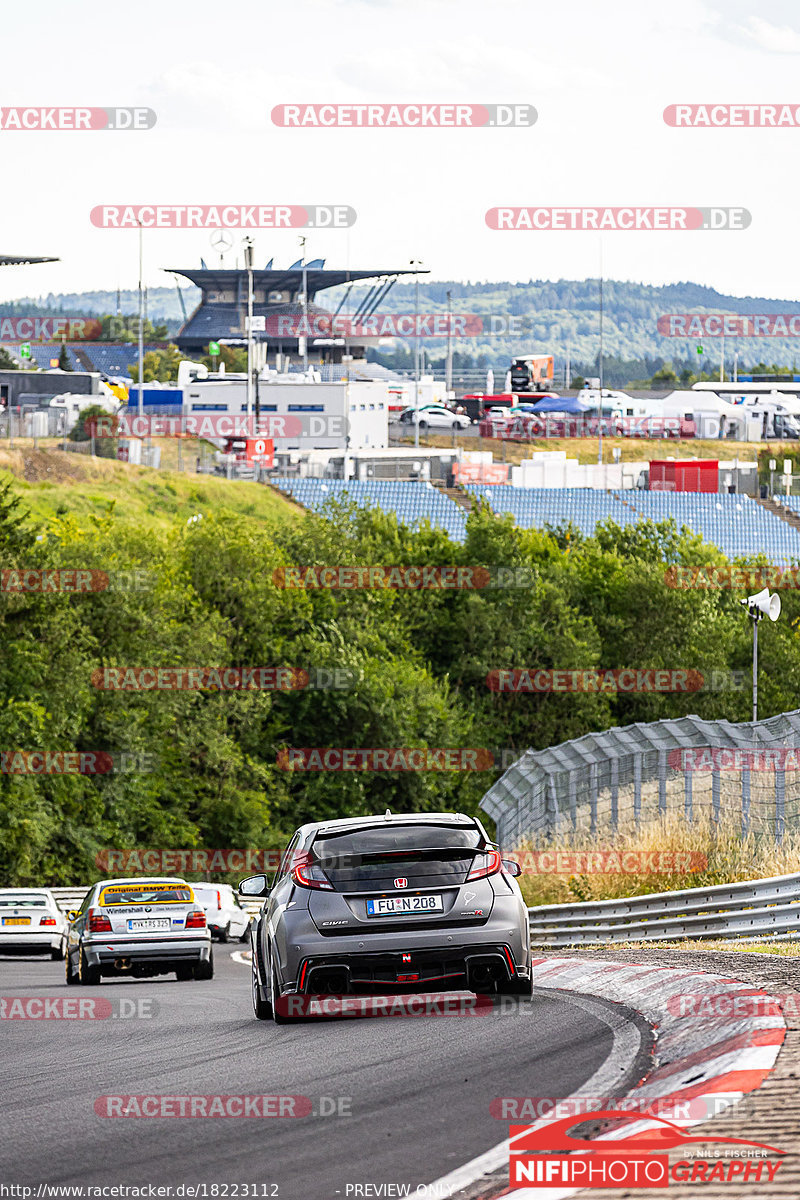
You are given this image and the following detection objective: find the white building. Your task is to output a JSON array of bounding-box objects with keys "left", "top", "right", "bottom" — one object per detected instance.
[{"left": 183, "top": 373, "right": 389, "bottom": 452}]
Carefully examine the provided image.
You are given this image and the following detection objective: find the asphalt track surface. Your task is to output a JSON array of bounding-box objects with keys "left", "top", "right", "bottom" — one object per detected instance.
[{"left": 0, "top": 950, "right": 635, "bottom": 1200}]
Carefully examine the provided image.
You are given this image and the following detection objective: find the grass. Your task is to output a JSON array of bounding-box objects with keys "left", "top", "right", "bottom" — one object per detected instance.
[
  {"left": 395, "top": 433, "right": 762, "bottom": 467},
  {"left": 516, "top": 814, "right": 800, "bottom": 908},
  {"left": 601, "top": 939, "right": 800, "bottom": 955},
  {"left": 0, "top": 441, "right": 300, "bottom": 532}
]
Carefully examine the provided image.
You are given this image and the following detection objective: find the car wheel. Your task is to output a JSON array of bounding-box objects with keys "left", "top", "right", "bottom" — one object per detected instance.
[
  {"left": 175, "top": 965, "right": 194, "bottom": 981},
  {"left": 65, "top": 950, "right": 79, "bottom": 986},
  {"left": 78, "top": 947, "right": 101, "bottom": 986},
  {"left": 239, "top": 923, "right": 251, "bottom": 944},
  {"left": 252, "top": 949, "right": 272, "bottom": 1020},
  {"left": 217, "top": 924, "right": 229, "bottom": 944},
  {"left": 497, "top": 975, "right": 533, "bottom": 997},
  {"left": 193, "top": 948, "right": 214, "bottom": 981},
  {"left": 418, "top": 420, "right": 427, "bottom": 430},
  {"left": 51, "top": 942, "right": 64, "bottom": 961}
]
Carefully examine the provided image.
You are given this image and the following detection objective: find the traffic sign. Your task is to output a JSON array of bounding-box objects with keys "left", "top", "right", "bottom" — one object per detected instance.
[
  {"left": 247, "top": 316, "right": 266, "bottom": 333},
  {"left": 209, "top": 341, "right": 220, "bottom": 356},
  {"left": 19, "top": 342, "right": 31, "bottom": 359}
]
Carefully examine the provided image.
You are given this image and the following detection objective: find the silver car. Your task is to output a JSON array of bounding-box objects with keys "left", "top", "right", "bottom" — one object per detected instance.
[
  {"left": 240, "top": 812, "right": 530, "bottom": 1023},
  {"left": 65, "top": 877, "right": 213, "bottom": 985},
  {"left": 191, "top": 883, "right": 252, "bottom": 943},
  {"left": 0, "top": 889, "right": 67, "bottom": 959}
]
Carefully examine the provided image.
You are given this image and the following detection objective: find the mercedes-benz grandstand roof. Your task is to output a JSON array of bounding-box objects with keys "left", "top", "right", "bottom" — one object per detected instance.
[
  {"left": 0, "top": 254, "right": 59, "bottom": 266},
  {"left": 167, "top": 266, "right": 425, "bottom": 295}
]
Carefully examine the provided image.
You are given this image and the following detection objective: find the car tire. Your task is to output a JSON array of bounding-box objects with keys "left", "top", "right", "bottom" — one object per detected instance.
[
  {"left": 418, "top": 420, "right": 427, "bottom": 430},
  {"left": 239, "top": 923, "right": 251, "bottom": 944},
  {"left": 193, "top": 949, "right": 214, "bottom": 981},
  {"left": 252, "top": 949, "right": 272, "bottom": 1020},
  {"left": 78, "top": 947, "right": 101, "bottom": 986},
  {"left": 65, "top": 950, "right": 79, "bottom": 986},
  {"left": 175, "top": 965, "right": 194, "bottom": 981},
  {"left": 217, "top": 924, "right": 229, "bottom": 944},
  {"left": 51, "top": 942, "right": 64, "bottom": 961}
]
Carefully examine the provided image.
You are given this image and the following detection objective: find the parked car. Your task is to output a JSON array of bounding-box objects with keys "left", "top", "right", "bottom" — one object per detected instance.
[
  {"left": 64, "top": 877, "right": 213, "bottom": 985},
  {"left": 191, "top": 883, "right": 252, "bottom": 943},
  {"left": 240, "top": 811, "right": 530, "bottom": 1023},
  {"left": 399, "top": 406, "right": 471, "bottom": 430},
  {"left": 0, "top": 888, "right": 67, "bottom": 959}
]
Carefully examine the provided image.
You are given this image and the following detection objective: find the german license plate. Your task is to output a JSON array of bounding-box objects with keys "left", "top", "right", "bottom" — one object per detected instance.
[
  {"left": 127, "top": 918, "right": 172, "bottom": 932},
  {"left": 2, "top": 917, "right": 31, "bottom": 926},
  {"left": 366, "top": 895, "right": 444, "bottom": 917}
]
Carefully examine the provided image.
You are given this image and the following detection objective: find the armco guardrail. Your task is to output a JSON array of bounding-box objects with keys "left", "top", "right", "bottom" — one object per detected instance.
[
  {"left": 48, "top": 886, "right": 262, "bottom": 919},
  {"left": 528, "top": 870, "right": 800, "bottom": 946}
]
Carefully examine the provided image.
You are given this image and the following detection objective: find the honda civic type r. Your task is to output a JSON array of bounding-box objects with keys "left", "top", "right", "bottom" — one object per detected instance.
[
  {"left": 64, "top": 877, "right": 213, "bottom": 985},
  {"left": 239, "top": 812, "right": 531, "bottom": 1022}
]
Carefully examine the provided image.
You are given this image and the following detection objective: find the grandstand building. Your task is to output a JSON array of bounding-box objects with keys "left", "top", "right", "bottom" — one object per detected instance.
[{"left": 169, "top": 261, "right": 423, "bottom": 361}]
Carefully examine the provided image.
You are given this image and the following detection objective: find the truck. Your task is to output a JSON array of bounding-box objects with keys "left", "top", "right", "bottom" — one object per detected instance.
[{"left": 509, "top": 354, "right": 554, "bottom": 393}]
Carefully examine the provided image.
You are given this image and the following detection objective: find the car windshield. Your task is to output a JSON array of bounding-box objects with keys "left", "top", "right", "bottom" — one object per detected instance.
[
  {"left": 0, "top": 895, "right": 48, "bottom": 907},
  {"left": 98, "top": 884, "right": 193, "bottom": 906},
  {"left": 191, "top": 887, "right": 219, "bottom": 901}
]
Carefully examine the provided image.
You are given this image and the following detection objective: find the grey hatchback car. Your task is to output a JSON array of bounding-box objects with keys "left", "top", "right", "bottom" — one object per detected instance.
[{"left": 239, "top": 812, "right": 531, "bottom": 1022}]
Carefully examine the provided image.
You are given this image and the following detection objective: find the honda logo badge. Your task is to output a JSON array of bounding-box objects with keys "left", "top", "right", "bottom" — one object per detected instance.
[{"left": 394, "top": 877, "right": 408, "bottom": 888}]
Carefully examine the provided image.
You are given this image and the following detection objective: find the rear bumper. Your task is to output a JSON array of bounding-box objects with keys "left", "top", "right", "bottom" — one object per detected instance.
[
  {"left": 81, "top": 935, "right": 211, "bottom": 969},
  {"left": 0, "top": 932, "right": 62, "bottom": 954},
  {"left": 298, "top": 943, "right": 525, "bottom": 994}
]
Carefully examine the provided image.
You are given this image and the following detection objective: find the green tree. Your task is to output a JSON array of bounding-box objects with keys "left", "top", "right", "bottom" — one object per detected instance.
[{"left": 57, "top": 344, "right": 73, "bottom": 372}]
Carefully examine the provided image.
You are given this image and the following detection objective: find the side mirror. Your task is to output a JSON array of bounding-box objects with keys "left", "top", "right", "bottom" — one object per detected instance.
[
  {"left": 238, "top": 874, "right": 270, "bottom": 898},
  {"left": 502, "top": 860, "right": 522, "bottom": 878},
  {"left": 66, "top": 910, "right": 78, "bottom": 922}
]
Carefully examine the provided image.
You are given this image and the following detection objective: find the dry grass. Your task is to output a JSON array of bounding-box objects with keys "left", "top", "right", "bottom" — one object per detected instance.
[
  {"left": 606, "top": 939, "right": 800, "bottom": 955},
  {"left": 394, "top": 433, "right": 760, "bottom": 467},
  {"left": 516, "top": 813, "right": 800, "bottom": 908}
]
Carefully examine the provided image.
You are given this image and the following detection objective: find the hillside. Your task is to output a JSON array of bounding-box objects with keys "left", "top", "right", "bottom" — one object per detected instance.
[{"left": 6, "top": 278, "right": 800, "bottom": 378}]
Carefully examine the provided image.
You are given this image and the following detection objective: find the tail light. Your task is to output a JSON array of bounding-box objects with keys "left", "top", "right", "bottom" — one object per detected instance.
[
  {"left": 467, "top": 849, "right": 503, "bottom": 881},
  {"left": 39, "top": 916, "right": 57, "bottom": 926},
  {"left": 87, "top": 909, "right": 112, "bottom": 933},
  {"left": 186, "top": 910, "right": 207, "bottom": 929},
  {"left": 291, "top": 852, "right": 333, "bottom": 891},
  {"left": 217, "top": 891, "right": 222, "bottom": 909}
]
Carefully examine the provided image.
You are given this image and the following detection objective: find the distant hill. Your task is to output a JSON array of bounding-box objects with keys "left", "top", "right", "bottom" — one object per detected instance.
[{"left": 6, "top": 278, "right": 800, "bottom": 382}]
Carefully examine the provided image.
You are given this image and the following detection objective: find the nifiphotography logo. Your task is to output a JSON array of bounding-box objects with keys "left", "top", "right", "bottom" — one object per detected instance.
[{"left": 509, "top": 1110, "right": 785, "bottom": 1188}]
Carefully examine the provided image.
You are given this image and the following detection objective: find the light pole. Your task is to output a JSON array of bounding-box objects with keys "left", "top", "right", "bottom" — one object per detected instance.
[
  {"left": 740, "top": 588, "right": 781, "bottom": 721},
  {"left": 597, "top": 243, "right": 604, "bottom": 464},
  {"left": 244, "top": 237, "right": 254, "bottom": 425},
  {"left": 137, "top": 220, "right": 144, "bottom": 421},
  {"left": 445, "top": 289, "right": 453, "bottom": 396},
  {"left": 299, "top": 236, "right": 308, "bottom": 374},
  {"left": 410, "top": 259, "right": 423, "bottom": 447}
]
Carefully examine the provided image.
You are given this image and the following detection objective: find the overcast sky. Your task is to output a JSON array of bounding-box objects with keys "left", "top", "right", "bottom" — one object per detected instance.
[{"left": 2, "top": 0, "right": 800, "bottom": 306}]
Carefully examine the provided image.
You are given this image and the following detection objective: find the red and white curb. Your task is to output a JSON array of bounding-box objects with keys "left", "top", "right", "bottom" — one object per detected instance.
[{"left": 430, "top": 955, "right": 787, "bottom": 1199}]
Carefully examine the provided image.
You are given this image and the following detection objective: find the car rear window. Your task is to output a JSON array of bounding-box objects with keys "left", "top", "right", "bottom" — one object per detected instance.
[
  {"left": 98, "top": 884, "right": 193, "bottom": 906},
  {"left": 0, "top": 895, "right": 48, "bottom": 907},
  {"left": 312, "top": 825, "right": 483, "bottom": 890}
]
